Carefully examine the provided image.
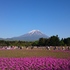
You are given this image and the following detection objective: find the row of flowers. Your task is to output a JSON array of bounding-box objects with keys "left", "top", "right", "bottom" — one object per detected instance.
[{"left": 0, "top": 57, "right": 70, "bottom": 70}]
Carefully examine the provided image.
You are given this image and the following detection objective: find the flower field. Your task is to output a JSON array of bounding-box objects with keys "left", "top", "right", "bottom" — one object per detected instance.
[
  {"left": 0, "top": 49, "right": 70, "bottom": 70},
  {"left": 0, "top": 57, "right": 70, "bottom": 70}
]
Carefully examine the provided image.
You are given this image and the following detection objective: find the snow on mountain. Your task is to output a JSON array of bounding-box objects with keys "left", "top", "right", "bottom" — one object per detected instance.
[
  {"left": 28, "top": 30, "right": 43, "bottom": 35},
  {"left": 3, "top": 30, "right": 49, "bottom": 41}
]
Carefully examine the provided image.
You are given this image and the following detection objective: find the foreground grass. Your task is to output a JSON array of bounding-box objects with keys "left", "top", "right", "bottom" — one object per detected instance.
[{"left": 0, "top": 48, "right": 70, "bottom": 58}]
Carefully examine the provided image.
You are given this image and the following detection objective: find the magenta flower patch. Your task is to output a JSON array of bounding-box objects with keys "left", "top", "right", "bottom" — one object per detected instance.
[{"left": 0, "top": 57, "right": 70, "bottom": 70}]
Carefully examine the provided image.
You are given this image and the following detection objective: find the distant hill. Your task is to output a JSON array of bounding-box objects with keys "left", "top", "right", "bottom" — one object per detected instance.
[
  {"left": 0, "top": 38, "right": 4, "bottom": 40},
  {"left": 0, "top": 30, "right": 49, "bottom": 41}
]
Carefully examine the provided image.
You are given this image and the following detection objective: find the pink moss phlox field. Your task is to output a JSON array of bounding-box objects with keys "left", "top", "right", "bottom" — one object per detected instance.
[{"left": 0, "top": 57, "right": 70, "bottom": 70}]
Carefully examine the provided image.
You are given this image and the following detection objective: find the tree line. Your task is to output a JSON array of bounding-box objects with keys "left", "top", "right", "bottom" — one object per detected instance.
[
  {"left": 0, "top": 40, "right": 32, "bottom": 47},
  {"left": 0, "top": 35, "right": 70, "bottom": 47},
  {"left": 32, "top": 35, "right": 70, "bottom": 46}
]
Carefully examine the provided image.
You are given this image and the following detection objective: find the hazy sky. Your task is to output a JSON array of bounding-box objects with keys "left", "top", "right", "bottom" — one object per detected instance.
[{"left": 0, "top": 0, "right": 70, "bottom": 38}]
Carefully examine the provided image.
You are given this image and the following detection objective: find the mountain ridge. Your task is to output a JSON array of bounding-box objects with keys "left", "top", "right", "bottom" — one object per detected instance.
[{"left": 0, "top": 30, "right": 49, "bottom": 41}]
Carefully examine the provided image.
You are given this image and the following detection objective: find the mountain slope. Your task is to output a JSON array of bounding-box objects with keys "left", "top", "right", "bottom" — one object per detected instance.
[{"left": 3, "top": 30, "right": 49, "bottom": 41}]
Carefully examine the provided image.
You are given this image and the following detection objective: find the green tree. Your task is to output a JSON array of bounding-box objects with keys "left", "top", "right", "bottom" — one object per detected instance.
[
  {"left": 64, "top": 37, "right": 70, "bottom": 46},
  {"left": 38, "top": 38, "right": 46, "bottom": 46},
  {"left": 60, "top": 38, "right": 65, "bottom": 46},
  {"left": 48, "top": 35, "right": 60, "bottom": 46},
  {"left": 32, "top": 41, "right": 39, "bottom": 46}
]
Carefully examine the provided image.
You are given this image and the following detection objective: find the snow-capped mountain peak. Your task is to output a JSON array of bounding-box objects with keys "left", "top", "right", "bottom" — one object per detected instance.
[
  {"left": 3, "top": 30, "right": 49, "bottom": 41},
  {"left": 29, "top": 30, "right": 40, "bottom": 33},
  {"left": 28, "top": 30, "right": 42, "bottom": 34}
]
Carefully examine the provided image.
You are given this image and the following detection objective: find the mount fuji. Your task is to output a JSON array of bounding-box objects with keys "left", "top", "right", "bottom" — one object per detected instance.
[{"left": 2, "top": 30, "right": 49, "bottom": 41}]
